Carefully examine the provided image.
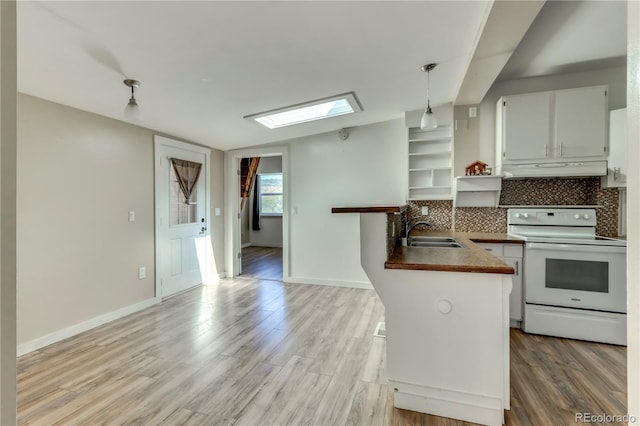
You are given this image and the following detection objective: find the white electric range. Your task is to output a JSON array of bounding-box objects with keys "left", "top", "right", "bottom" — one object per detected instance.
[{"left": 508, "top": 208, "right": 626, "bottom": 345}]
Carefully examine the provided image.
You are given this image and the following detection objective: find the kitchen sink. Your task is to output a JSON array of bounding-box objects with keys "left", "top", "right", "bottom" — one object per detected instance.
[
  {"left": 409, "top": 241, "right": 462, "bottom": 248},
  {"left": 409, "top": 236, "right": 457, "bottom": 243},
  {"left": 407, "top": 236, "right": 463, "bottom": 248}
]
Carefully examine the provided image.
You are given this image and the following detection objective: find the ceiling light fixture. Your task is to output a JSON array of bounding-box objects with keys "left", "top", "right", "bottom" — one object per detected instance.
[
  {"left": 123, "top": 79, "right": 140, "bottom": 119},
  {"left": 245, "top": 92, "right": 362, "bottom": 129},
  {"left": 420, "top": 63, "right": 438, "bottom": 130}
]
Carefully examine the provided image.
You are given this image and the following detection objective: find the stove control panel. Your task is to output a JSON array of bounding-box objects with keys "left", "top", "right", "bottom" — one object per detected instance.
[{"left": 508, "top": 208, "right": 597, "bottom": 227}]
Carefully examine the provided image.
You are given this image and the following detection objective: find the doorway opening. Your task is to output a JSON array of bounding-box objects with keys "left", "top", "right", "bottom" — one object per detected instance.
[
  {"left": 225, "top": 146, "right": 289, "bottom": 280},
  {"left": 239, "top": 155, "right": 283, "bottom": 281}
]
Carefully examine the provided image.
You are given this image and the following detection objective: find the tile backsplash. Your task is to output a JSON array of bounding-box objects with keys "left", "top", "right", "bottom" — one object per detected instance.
[
  {"left": 455, "top": 208, "right": 506, "bottom": 233},
  {"left": 408, "top": 178, "right": 620, "bottom": 237},
  {"left": 499, "top": 178, "right": 598, "bottom": 206},
  {"left": 407, "top": 200, "right": 452, "bottom": 231}
]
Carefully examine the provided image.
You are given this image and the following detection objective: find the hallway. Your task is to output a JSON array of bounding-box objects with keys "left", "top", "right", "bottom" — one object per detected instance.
[{"left": 241, "top": 246, "right": 283, "bottom": 281}]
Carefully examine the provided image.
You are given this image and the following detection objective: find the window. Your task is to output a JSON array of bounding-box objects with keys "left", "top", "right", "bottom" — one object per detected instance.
[
  {"left": 170, "top": 164, "right": 198, "bottom": 225},
  {"left": 244, "top": 92, "right": 362, "bottom": 129},
  {"left": 258, "top": 173, "right": 283, "bottom": 215}
]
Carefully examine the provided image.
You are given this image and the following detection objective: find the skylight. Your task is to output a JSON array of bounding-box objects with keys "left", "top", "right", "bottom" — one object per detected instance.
[{"left": 245, "top": 92, "right": 362, "bottom": 129}]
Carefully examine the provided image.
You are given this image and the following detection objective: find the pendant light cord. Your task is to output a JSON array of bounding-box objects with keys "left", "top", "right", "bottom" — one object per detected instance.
[{"left": 427, "top": 70, "right": 431, "bottom": 109}]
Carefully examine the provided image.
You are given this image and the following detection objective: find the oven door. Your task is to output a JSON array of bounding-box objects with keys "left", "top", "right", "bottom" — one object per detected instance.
[{"left": 525, "top": 242, "right": 626, "bottom": 313}]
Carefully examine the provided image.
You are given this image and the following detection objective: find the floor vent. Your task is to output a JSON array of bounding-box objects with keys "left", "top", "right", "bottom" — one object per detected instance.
[{"left": 374, "top": 321, "right": 386, "bottom": 338}]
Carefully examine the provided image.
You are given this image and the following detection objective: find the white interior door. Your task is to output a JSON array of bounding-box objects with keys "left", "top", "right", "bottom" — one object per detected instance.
[{"left": 155, "top": 137, "right": 210, "bottom": 298}]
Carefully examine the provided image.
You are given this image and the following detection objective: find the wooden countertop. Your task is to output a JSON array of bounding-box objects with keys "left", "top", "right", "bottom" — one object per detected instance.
[
  {"left": 332, "top": 205, "right": 406, "bottom": 214},
  {"left": 385, "top": 231, "right": 522, "bottom": 274}
]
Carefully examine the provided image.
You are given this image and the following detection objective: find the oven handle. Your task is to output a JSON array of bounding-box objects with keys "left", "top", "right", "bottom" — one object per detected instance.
[{"left": 526, "top": 242, "right": 626, "bottom": 254}]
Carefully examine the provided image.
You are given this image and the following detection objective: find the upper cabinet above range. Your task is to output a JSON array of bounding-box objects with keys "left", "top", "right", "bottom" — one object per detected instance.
[{"left": 495, "top": 85, "right": 608, "bottom": 178}]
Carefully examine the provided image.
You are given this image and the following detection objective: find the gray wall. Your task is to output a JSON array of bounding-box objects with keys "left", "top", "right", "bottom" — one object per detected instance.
[{"left": 16, "top": 93, "right": 225, "bottom": 345}]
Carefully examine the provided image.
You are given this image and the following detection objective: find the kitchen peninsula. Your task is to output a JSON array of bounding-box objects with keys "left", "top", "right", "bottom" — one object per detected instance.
[{"left": 333, "top": 206, "right": 515, "bottom": 426}]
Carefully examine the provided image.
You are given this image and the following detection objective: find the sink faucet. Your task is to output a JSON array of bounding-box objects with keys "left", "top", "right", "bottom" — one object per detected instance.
[{"left": 405, "top": 219, "right": 432, "bottom": 239}]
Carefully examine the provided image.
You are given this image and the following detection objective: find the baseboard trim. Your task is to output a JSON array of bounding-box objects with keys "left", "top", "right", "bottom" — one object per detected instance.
[
  {"left": 390, "top": 379, "right": 504, "bottom": 426},
  {"left": 17, "top": 297, "right": 161, "bottom": 357},
  {"left": 241, "top": 243, "right": 252, "bottom": 249},
  {"left": 284, "top": 276, "right": 373, "bottom": 290}
]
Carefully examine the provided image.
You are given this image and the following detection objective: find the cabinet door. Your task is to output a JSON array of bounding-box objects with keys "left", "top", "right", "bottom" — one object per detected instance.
[
  {"left": 603, "top": 108, "right": 627, "bottom": 187},
  {"left": 555, "top": 86, "right": 607, "bottom": 159},
  {"left": 503, "top": 257, "right": 522, "bottom": 322},
  {"left": 502, "top": 92, "right": 552, "bottom": 162}
]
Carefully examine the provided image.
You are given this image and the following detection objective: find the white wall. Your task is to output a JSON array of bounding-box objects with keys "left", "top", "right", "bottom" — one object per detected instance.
[
  {"left": 250, "top": 156, "right": 283, "bottom": 247},
  {"left": 16, "top": 94, "right": 225, "bottom": 346},
  {"left": 286, "top": 119, "right": 406, "bottom": 287},
  {"left": 477, "top": 66, "right": 627, "bottom": 166}
]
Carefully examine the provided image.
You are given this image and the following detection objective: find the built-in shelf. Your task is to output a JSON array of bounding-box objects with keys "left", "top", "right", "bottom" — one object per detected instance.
[
  {"left": 409, "top": 185, "right": 452, "bottom": 190},
  {"left": 408, "top": 150, "right": 451, "bottom": 157},
  {"left": 409, "top": 167, "right": 452, "bottom": 172},
  {"left": 454, "top": 175, "right": 503, "bottom": 207},
  {"left": 407, "top": 124, "right": 453, "bottom": 200}
]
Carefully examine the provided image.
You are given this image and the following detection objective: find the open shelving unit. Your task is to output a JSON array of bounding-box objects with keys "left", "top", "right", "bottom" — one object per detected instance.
[{"left": 407, "top": 125, "right": 453, "bottom": 200}]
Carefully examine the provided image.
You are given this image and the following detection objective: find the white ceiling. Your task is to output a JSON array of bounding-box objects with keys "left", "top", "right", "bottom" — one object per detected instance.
[
  {"left": 497, "top": 0, "right": 627, "bottom": 81},
  {"left": 17, "top": 1, "right": 628, "bottom": 151},
  {"left": 17, "top": 1, "right": 491, "bottom": 150}
]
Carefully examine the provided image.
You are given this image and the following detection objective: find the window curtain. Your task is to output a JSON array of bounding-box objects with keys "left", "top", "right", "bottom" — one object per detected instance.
[
  {"left": 252, "top": 176, "right": 261, "bottom": 231},
  {"left": 170, "top": 158, "right": 202, "bottom": 204}
]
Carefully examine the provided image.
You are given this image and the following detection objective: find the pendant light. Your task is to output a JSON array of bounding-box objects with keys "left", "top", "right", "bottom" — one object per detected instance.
[
  {"left": 420, "top": 63, "right": 437, "bottom": 130},
  {"left": 123, "top": 79, "right": 141, "bottom": 119}
]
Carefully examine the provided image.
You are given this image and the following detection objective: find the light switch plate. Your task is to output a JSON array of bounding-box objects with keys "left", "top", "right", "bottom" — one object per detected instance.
[
  {"left": 214, "top": 208, "right": 221, "bottom": 216},
  {"left": 138, "top": 267, "right": 146, "bottom": 280},
  {"left": 421, "top": 206, "right": 429, "bottom": 215},
  {"left": 469, "top": 106, "right": 477, "bottom": 118},
  {"left": 128, "top": 211, "right": 135, "bottom": 222}
]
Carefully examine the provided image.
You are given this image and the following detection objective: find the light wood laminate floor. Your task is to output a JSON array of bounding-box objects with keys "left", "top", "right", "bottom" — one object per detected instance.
[
  {"left": 241, "top": 246, "right": 283, "bottom": 281},
  {"left": 17, "top": 279, "right": 627, "bottom": 425}
]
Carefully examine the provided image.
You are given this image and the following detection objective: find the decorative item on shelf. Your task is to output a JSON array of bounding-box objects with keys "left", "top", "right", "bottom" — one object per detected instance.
[{"left": 465, "top": 161, "right": 492, "bottom": 176}]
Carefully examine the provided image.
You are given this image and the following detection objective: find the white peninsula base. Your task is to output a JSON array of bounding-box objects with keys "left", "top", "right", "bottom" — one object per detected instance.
[{"left": 359, "top": 213, "right": 512, "bottom": 426}]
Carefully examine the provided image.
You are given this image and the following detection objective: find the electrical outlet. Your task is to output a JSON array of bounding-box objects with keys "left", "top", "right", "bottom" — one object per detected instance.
[
  {"left": 421, "top": 206, "right": 429, "bottom": 216},
  {"left": 138, "top": 267, "right": 146, "bottom": 280},
  {"left": 214, "top": 208, "right": 221, "bottom": 216}
]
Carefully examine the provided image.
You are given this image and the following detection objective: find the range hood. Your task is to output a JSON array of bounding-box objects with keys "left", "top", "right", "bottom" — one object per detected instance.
[{"left": 500, "top": 161, "right": 607, "bottom": 178}]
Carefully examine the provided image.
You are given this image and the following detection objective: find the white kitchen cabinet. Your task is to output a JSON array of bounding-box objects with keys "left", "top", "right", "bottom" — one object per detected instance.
[
  {"left": 474, "top": 242, "right": 523, "bottom": 326},
  {"left": 555, "top": 86, "right": 608, "bottom": 159},
  {"left": 602, "top": 108, "right": 627, "bottom": 187},
  {"left": 407, "top": 125, "right": 453, "bottom": 200},
  {"left": 501, "top": 91, "right": 552, "bottom": 162},
  {"left": 496, "top": 85, "right": 608, "bottom": 171}
]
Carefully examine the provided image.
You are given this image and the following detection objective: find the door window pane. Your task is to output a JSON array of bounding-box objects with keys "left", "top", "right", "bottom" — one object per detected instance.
[
  {"left": 170, "top": 165, "right": 198, "bottom": 225},
  {"left": 545, "top": 258, "right": 608, "bottom": 293}
]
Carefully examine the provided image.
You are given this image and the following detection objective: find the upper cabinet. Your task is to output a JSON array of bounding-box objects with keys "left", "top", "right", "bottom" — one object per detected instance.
[
  {"left": 602, "top": 108, "right": 627, "bottom": 187},
  {"left": 554, "top": 86, "right": 608, "bottom": 159},
  {"left": 500, "top": 91, "right": 552, "bottom": 162},
  {"left": 496, "top": 85, "right": 608, "bottom": 176}
]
